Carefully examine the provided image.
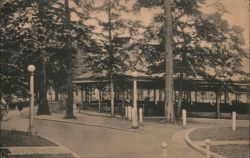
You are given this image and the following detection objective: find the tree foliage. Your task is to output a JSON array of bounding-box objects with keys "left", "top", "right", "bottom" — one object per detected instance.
[
  {"left": 137, "top": 0, "right": 247, "bottom": 83},
  {"left": 84, "top": 0, "right": 143, "bottom": 76},
  {"left": 81, "top": 0, "right": 143, "bottom": 116},
  {"left": 0, "top": 0, "right": 94, "bottom": 115}
]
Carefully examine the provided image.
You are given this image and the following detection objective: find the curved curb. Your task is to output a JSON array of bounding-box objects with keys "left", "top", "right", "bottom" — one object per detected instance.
[
  {"left": 19, "top": 114, "right": 142, "bottom": 134},
  {"left": 184, "top": 127, "right": 226, "bottom": 158},
  {"left": 37, "top": 134, "right": 80, "bottom": 158}
]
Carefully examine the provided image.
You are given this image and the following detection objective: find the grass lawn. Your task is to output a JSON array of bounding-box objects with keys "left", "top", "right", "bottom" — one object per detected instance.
[
  {"left": 190, "top": 127, "right": 249, "bottom": 158},
  {"left": 0, "top": 130, "right": 76, "bottom": 158},
  {"left": 189, "top": 127, "right": 249, "bottom": 141},
  {"left": 0, "top": 129, "right": 57, "bottom": 147},
  {"left": 210, "top": 144, "right": 249, "bottom": 158}
]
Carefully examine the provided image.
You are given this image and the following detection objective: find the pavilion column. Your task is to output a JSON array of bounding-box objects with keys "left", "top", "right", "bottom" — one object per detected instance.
[
  {"left": 201, "top": 91, "right": 204, "bottom": 102},
  {"left": 86, "top": 87, "right": 89, "bottom": 102},
  {"left": 154, "top": 89, "right": 156, "bottom": 104},
  {"left": 130, "top": 88, "right": 133, "bottom": 102},
  {"left": 162, "top": 90, "right": 165, "bottom": 101},
  {"left": 184, "top": 91, "right": 187, "bottom": 101},
  {"left": 100, "top": 91, "right": 103, "bottom": 101},
  {"left": 156, "top": 89, "right": 159, "bottom": 103},
  {"left": 86, "top": 88, "right": 89, "bottom": 102},
  {"left": 98, "top": 88, "right": 101, "bottom": 112},
  {"left": 140, "top": 89, "right": 144, "bottom": 101},
  {"left": 147, "top": 89, "right": 150, "bottom": 99},
  {"left": 155, "top": 89, "right": 159, "bottom": 104},
  {"left": 85, "top": 87, "right": 87, "bottom": 102},
  {"left": 80, "top": 86, "right": 83, "bottom": 102},
  {"left": 137, "top": 89, "right": 140, "bottom": 101},
  {"left": 187, "top": 91, "right": 191, "bottom": 103},
  {"left": 224, "top": 91, "right": 228, "bottom": 103},
  {"left": 195, "top": 91, "right": 197, "bottom": 102},
  {"left": 132, "top": 77, "right": 139, "bottom": 129},
  {"left": 216, "top": 92, "right": 220, "bottom": 119},
  {"left": 90, "top": 86, "right": 92, "bottom": 102},
  {"left": 121, "top": 90, "right": 125, "bottom": 106},
  {"left": 159, "top": 90, "right": 162, "bottom": 101},
  {"left": 126, "top": 89, "right": 130, "bottom": 100}
]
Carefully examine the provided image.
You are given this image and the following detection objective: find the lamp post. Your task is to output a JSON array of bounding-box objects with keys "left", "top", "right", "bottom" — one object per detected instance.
[
  {"left": 27, "top": 65, "right": 35, "bottom": 135},
  {"left": 131, "top": 71, "right": 139, "bottom": 129}
]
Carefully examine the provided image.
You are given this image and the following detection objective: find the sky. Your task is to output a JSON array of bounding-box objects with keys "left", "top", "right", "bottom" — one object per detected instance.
[
  {"left": 203, "top": 0, "right": 249, "bottom": 49},
  {"left": 201, "top": 0, "right": 249, "bottom": 74}
]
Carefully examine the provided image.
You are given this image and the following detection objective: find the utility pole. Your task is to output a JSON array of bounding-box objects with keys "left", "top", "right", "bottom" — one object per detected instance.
[{"left": 164, "top": 0, "right": 175, "bottom": 123}]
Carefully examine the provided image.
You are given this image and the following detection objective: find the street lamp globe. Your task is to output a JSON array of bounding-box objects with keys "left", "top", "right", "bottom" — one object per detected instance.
[{"left": 27, "top": 65, "right": 35, "bottom": 73}]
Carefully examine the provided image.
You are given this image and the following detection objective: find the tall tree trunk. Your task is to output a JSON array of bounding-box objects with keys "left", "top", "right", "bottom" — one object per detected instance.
[
  {"left": 37, "top": 53, "right": 50, "bottom": 115},
  {"left": 80, "top": 86, "right": 84, "bottom": 103},
  {"left": 165, "top": 0, "right": 175, "bottom": 123},
  {"left": 108, "top": 0, "right": 115, "bottom": 117},
  {"left": 36, "top": 0, "right": 50, "bottom": 115},
  {"left": 64, "top": 0, "right": 75, "bottom": 119}
]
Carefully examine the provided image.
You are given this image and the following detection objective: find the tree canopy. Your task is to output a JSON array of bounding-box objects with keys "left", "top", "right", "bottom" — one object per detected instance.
[
  {"left": 0, "top": 0, "right": 94, "bottom": 116},
  {"left": 136, "top": 0, "right": 247, "bottom": 82}
]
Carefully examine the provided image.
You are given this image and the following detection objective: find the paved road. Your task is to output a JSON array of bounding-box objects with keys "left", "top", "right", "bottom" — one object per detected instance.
[{"left": 2, "top": 110, "right": 205, "bottom": 158}]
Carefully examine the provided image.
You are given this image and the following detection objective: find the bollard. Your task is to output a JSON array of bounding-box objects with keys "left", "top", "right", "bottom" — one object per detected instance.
[
  {"left": 139, "top": 107, "right": 143, "bottom": 124},
  {"left": 232, "top": 111, "right": 236, "bottom": 131},
  {"left": 160, "top": 142, "right": 167, "bottom": 158},
  {"left": 182, "top": 109, "right": 187, "bottom": 128},
  {"left": 205, "top": 139, "right": 211, "bottom": 158},
  {"left": 125, "top": 106, "right": 128, "bottom": 118},
  {"left": 128, "top": 106, "right": 132, "bottom": 120}
]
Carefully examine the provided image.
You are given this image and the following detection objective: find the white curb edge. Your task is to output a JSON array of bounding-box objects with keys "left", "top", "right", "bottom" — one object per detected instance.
[{"left": 184, "top": 127, "right": 226, "bottom": 158}]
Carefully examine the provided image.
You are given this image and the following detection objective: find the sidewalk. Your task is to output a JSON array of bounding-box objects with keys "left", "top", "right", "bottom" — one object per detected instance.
[{"left": 18, "top": 108, "right": 206, "bottom": 158}]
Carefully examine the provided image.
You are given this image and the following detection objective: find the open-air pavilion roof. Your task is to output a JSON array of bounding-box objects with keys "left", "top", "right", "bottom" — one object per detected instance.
[{"left": 73, "top": 71, "right": 250, "bottom": 93}]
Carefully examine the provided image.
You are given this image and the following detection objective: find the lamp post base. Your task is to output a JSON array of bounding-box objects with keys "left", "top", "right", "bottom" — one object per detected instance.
[
  {"left": 27, "top": 127, "right": 34, "bottom": 136},
  {"left": 131, "top": 121, "right": 139, "bottom": 129}
]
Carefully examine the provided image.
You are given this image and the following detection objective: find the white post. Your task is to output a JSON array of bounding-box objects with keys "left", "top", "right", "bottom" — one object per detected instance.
[
  {"left": 27, "top": 65, "right": 35, "bottom": 135},
  {"left": 131, "top": 77, "right": 139, "bottom": 129},
  {"left": 139, "top": 107, "right": 143, "bottom": 124},
  {"left": 232, "top": 111, "right": 236, "bottom": 131},
  {"left": 160, "top": 142, "right": 167, "bottom": 158},
  {"left": 128, "top": 106, "right": 132, "bottom": 120},
  {"left": 182, "top": 109, "right": 186, "bottom": 128},
  {"left": 205, "top": 139, "right": 211, "bottom": 158}
]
